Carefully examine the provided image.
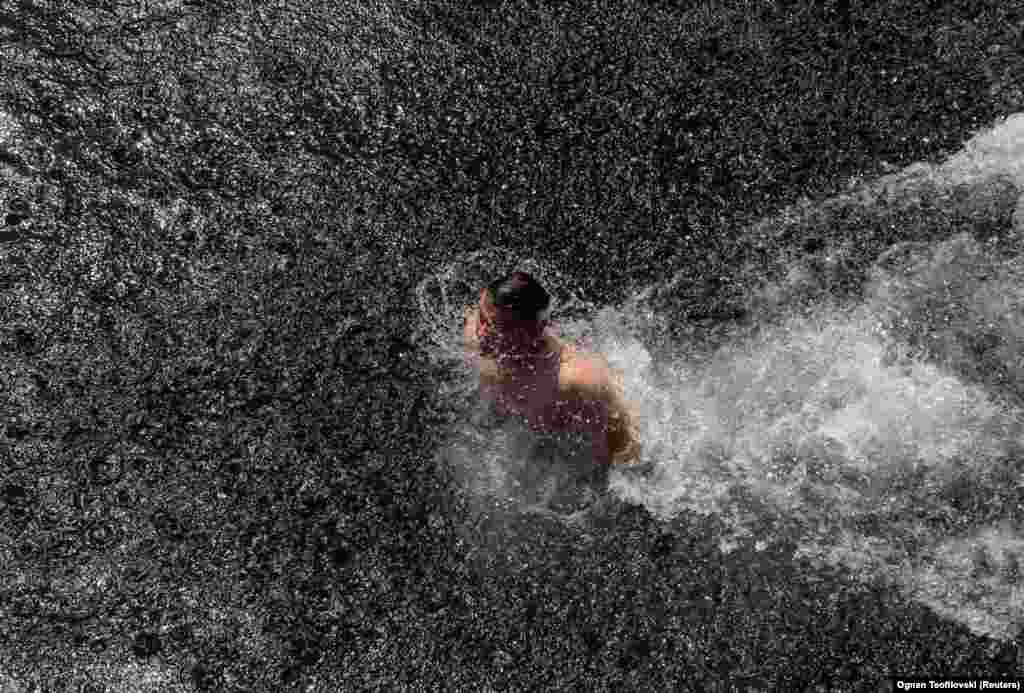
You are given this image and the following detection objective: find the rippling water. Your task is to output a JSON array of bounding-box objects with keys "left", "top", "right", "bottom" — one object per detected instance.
[{"left": 417, "top": 113, "right": 1024, "bottom": 641}]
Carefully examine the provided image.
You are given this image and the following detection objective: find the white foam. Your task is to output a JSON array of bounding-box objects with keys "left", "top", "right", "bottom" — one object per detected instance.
[{"left": 607, "top": 112, "right": 1024, "bottom": 640}]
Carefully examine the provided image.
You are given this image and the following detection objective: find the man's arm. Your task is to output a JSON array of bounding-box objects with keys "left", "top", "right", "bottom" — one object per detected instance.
[
  {"left": 463, "top": 305, "right": 481, "bottom": 353},
  {"left": 567, "top": 354, "right": 643, "bottom": 466},
  {"left": 463, "top": 306, "right": 500, "bottom": 384}
]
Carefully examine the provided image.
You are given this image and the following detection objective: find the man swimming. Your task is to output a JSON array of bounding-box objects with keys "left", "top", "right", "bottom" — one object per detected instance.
[{"left": 462, "top": 271, "right": 643, "bottom": 470}]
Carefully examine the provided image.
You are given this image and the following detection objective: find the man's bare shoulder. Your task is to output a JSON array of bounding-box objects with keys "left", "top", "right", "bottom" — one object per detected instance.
[{"left": 559, "top": 346, "right": 613, "bottom": 399}]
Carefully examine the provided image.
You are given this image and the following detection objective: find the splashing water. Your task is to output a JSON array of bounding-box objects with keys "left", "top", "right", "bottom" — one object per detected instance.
[
  {"left": 415, "top": 113, "right": 1024, "bottom": 639},
  {"left": 413, "top": 246, "right": 601, "bottom": 365},
  {"left": 414, "top": 248, "right": 608, "bottom": 516}
]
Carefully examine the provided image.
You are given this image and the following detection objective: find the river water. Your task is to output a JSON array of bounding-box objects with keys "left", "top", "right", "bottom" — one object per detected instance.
[{"left": 417, "top": 113, "right": 1024, "bottom": 641}]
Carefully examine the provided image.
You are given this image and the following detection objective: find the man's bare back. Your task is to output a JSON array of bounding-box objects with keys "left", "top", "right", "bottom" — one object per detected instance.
[{"left": 462, "top": 304, "right": 642, "bottom": 467}]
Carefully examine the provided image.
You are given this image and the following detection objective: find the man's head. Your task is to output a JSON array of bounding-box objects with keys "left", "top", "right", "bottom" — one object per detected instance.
[
  {"left": 478, "top": 271, "right": 551, "bottom": 354},
  {"left": 481, "top": 271, "right": 551, "bottom": 321}
]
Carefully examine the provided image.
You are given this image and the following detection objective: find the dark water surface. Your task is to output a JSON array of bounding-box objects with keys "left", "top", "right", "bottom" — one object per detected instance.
[
  {"left": 2, "top": 1, "right": 1024, "bottom": 690},
  {"left": 384, "top": 117, "right": 1024, "bottom": 689}
]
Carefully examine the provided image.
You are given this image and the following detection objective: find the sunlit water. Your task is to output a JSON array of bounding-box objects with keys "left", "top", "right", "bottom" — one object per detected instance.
[{"left": 415, "top": 113, "right": 1024, "bottom": 641}]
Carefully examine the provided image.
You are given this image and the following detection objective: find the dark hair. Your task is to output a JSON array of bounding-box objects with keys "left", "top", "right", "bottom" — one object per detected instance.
[{"left": 486, "top": 271, "right": 550, "bottom": 321}]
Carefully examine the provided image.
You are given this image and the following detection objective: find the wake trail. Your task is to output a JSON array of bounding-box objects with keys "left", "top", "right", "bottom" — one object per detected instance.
[{"left": 415, "top": 113, "right": 1024, "bottom": 640}]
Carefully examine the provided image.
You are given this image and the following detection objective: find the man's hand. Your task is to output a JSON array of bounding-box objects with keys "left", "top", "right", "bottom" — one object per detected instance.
[{"left": 463, "top": 305, "right": 481, "bottom": 353}]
